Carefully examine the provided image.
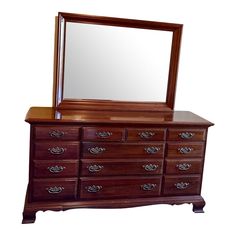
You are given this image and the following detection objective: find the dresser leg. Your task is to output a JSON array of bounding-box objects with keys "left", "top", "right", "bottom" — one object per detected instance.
[
  {"left": 22, "top": 211, "right": 36, "bottom": 224},
  {"left": 192, "top": 199, "right": 205, "bottom": 213}
]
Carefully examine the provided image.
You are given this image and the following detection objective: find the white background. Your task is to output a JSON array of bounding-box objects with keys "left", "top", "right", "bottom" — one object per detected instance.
[{"left": 0, "top": 0, "right": 235, "bottom": 235}]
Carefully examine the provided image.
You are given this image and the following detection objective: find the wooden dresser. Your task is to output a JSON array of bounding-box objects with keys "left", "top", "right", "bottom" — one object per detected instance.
[{"left": 22, "top": 107, "right": 213, "bottom": 223}]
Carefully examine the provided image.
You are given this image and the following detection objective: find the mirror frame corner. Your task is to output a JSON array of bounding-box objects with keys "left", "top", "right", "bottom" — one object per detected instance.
[{"left": 53, "top": 12, "right": 183, "bottom": 111}]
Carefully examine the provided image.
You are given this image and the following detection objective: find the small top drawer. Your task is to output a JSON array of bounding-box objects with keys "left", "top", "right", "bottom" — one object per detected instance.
[
  {"left": 82, "top": 127, "right": 125, "bottom": 141},
  {"left": 167, "top": 129, "right": 206, "bottom": 141},
  {"left": 34, "top": 126, "right": 79, "bottom": 140},
  {"left": 127, "top": 128, "right": 166, "bottom": 141}
]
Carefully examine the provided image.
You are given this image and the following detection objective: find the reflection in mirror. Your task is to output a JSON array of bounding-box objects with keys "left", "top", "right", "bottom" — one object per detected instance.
[{"left": 64, "top": 22, "right": 173, "bottom": 102}]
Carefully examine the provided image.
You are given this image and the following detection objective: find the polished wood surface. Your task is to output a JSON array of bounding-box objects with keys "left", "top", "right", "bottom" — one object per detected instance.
[
  {"left": 26, "top": 107, "right": 213, "bottom": 126},
  {"left": 22, "top": 107, "right": 213, "bottom": 223}
]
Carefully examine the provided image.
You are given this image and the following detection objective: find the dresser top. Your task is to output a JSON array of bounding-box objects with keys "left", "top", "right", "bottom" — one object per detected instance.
[{"left": 25, "top": 107, "right": 213, "bottom": 127}]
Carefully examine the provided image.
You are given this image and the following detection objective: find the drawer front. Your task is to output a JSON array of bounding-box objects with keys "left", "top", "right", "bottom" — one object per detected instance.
[
  {"left": 80, "top": 177, "right": 162, "bottom": 199},
  {"left": 34, "top": 126, "right": 79, "bottom": 140},
  {"left": 32, "top": 178, "right": 78, "bottom": 201},
  {"left": 127, "top": 128, "right": 166, "bottom": 141},
  {"left": 81, "top": 159, "right": 163, "bottom": 176},
  {"left": 167, "top": 142, "right": 204, "bottom": 158},
  {"left": 33, "top": 160, "right": 79, "bottom": 178},
  {"left": 165, "top": 159, "right": 203, "bottom": 174},
  {"left": 82, "top": 142, "right": 165, "bottom": 159},
  {"left": 34, "top": 142, "right": 79, "bottom": 160},
  {"left": 167, "top": 129, "right": 206, "bottom": 141},
  {"left": 163, "top": 175, "right": 201, "bottom": 195},
  {"left": 83, "top": 127, "right": 125, "bottom": 141}
]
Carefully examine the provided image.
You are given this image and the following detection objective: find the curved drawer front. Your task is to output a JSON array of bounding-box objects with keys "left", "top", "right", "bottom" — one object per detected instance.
[
  {"left": 127, "top": 128, "right": 166, "bottom": 141},
  {"left": 34, "top": 126, "right": 80, "bottom": 140},
  {"left": 80, "top": 176, "right": 162, "bottom": 199},
  {"left": 33, "top": 160, "right": 79, "bottom": 178},
  {"left": 165, "top": 159, "right": 203, "bottom": 174},
  {"left": 81, "top": 159, "right": 163, "bottom": 176},
  {"left": 82, "top": 142, "right": 165, "bottom": 159},
  {"left": 167, "top": 129, "right": 206, "bottom": 141},
  {"left": 32, "top": 178, "right": 78, "bottom": 201},
  {"left": 167, "top": 142, "right": 204, "bottom": 158},
  {"left": 163, "top": 175, "right": 201, "bottom": 196},
  {"left": 82, "top": 127, "right": 125, "bottom": 141},
  {"left": 34, "top": 142, "right": 79, "bottom": 160}
]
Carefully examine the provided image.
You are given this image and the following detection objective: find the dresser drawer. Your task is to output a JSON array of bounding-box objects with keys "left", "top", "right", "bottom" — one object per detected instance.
[
  {"left": 34, "top": 142, "right": 79, "bottom": 160},
  {"left": 80, "top": 176, "right": 162, "bottom": 199},
  {"left": 82, "top": 127, "right": 125, "bottom": 141},
  {"left": 167, "top": 142, "right": 204, "bottom": 158},
  {"left": 127, "top": 128, "right": 166, "bottom": 141},
  {"left": 33, "top": 160, "right": 79, "bottom": 178},
  {"left": 165, "top": 159, "right": 203, "bottom": 174},
  {"left": 34, "top": 126, "right": 79, "bottom": 140},
  {"left": 163, "top": 175, "right": 201, "bottom": 195},
  {"left": 32, "top": 178, "right": 78, "bottom": 201},
  {"left": 81, "top": 159, "right": 163, "bottom": 176},
  {"left": 82, "top": 142, "right": 165, "bottom": 159},
  {"left": 167, "top": 129, "right": 206, "bottom": 141}
]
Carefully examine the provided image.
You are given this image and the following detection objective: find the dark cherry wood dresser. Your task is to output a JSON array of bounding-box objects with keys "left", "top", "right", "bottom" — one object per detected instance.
[{"left": 22, "top": 107, "right": 213, "bottom": 223}]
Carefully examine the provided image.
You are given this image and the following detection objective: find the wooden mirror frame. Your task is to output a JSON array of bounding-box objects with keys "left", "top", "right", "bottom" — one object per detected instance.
[{"left": 53, "top": 12, "right": 183, "bottom": 111}]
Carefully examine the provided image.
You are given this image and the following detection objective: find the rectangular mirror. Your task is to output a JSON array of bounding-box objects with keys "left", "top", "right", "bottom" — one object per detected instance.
[{"left": 54, "top": 12, "right": 183, "bottom": 111}]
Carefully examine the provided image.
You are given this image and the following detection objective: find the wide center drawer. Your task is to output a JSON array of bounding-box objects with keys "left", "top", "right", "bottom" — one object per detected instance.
[
  {"left": 82, "top": 142, "right": 165, "bottom": 158},
  {"left": 81, "top": 159, "right": 163, "bottom": 176},
  {"left": 80, "top": 176, "right": 162, "bottom": 199},
  {"left": 34, "top": 142, "right": 79, "bottom": 160}
]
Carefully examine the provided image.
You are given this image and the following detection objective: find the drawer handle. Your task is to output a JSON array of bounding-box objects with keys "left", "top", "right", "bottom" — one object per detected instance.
[
  {"left": 46, "top": 186, "right": 64, "bottom": 194},
  {"left": 145, "top": 146, "right": 160, "bottom": 154},
  {"left": 179, "top": 132, "right": 195, "bottom": 139},
  {"left": 48, "top": 147, "right": 66, "bottom": 155},
  {"left": 85, "top": 185, "right": 102, "bottom": 193},
  {"left": 87, "top": 164, "right": 104, "bottom": 172},
  {"left": 49, "top": 130, "right": 65, "bottom": 138},
  {"left": 47, "top": 165, "right": 66, "bottom": 173},
  {"left": 141, "top": 183, "right": 157, "bottom": 191},
  {"left": 175, "top": 182, "right": 189, "bottom": 189},
  {"left": 178, "top": 147, "right": 193, "bottom": 154},
  {"left": 143, "top": 164, "right": 158, "bottom": 171},
  {"left": 176, "top": 163, "right": 192, "bottom": 171},
  {"left": 96, "top": 131, "right": 112, "bottom": 138},
  {"left": 138, "top": 131, "right": 155, "bottom": 139},
  {"left": 88, "top": 147, "right": 106, "bottom": 155}
]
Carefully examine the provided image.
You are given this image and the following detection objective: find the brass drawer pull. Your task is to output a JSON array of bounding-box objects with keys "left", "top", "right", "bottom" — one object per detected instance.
[
  {"left": 141, "top": 183, "right": 157, "bottom": 191},
  {"left": 46, "top": 186, "right": 64, "bottom": 194},
  {"left": 96, "top": 131, "right": 112, "bottom": 138},
  {"left": 49, "top": 130, "right": 65, "bottom": 138},
  {"left": 145, "top": 146, "right": 160, "bottom": 154},
  {"left": 85, "top": 185, "right": 102, "bottom": 193},
  {"left": 138, "top": 131, "right": 155, "bottom": 139},
  {"left": 176, "top": 163, "right": 192, "bottom": 171},
  {"left": 47, "top": 165, "right": 65, "bottom": 173},
  {"left": 179, "top": 132, "right": 195, "bottom": 139},
  {"left": 48, "top": 147, "right": 66, "bottom": 155},
  {"left": 178, "top": 147, "right": 193, "bottom": 154},
  {"left": 175, "top": 182, "right": 189, "bottom": 189},
  {"left": 143, "top": 164, "right": 158, "bottom": 171},
  {"left": 87, "top": 164, "right": 104, "bottom": 172},
  {"left": 88, "top": 147, "right": 106, "bottom": 155}
]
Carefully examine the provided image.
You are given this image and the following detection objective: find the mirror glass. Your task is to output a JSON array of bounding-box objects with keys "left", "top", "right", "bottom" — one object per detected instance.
[{"left": 63, "top": 22, "right": 173, "bottom": 102}]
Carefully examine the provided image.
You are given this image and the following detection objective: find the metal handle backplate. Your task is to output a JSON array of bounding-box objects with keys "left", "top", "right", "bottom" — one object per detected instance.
[
  {"left": 176, "top": 163, "right": 192, "bottom": 171},
  {"left": 143, "top": 164, "right": 158, "bottom": 171},
  {"left": 46, "top": 186, "right": 64, "bottom": 194},
  {"left": 48, "top": 147, "right": 66, "bottom": 155},
  {"left": 138, "top": 131, "right": 155, "bottom": 139},
  {"left": 87, "top": 164, "right": 104, "bottom": 172},
  {"left": 141, "top": 183, "right": 157, "bottom": 191},
  {"left": 88, "top": 147, "right": 106, "bottom": 155},
  {"left": 85, "top": 185, "right": 102, "bottom": 193},
  {"left": 175, "top": 182, "right": 189, "bottom": 189},
  {"left": 179, "top": 132, "right": 195, "bottom": 139},
  {"left": 49, "top": 130, "right": 65, "bottom": 138},
  {"left": 96, "top": 131, "right": 112, "bottom": 138},
  {"left": 47, "top": 165, "right": 65, "bottom": 173},
  {"left": 178, "top": 147, "right": 193, "bottom": 154},
  {"left": 145, "top": 146, "right": 160, "bottom": 154}
]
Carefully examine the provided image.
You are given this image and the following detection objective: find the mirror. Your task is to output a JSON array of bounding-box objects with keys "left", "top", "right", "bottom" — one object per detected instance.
[{"left": 54, "top": 12, "right": 183, "bottom": 111}]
